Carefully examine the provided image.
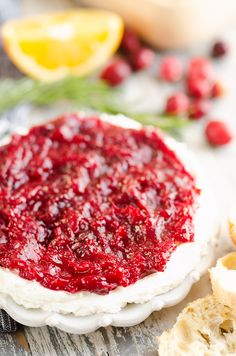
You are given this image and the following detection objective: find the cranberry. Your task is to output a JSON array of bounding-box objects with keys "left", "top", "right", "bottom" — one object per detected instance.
[
  {"left": 165, "top": 93, "right": 189, "bottom": 116},
  {"left": 159, "top": 56, "right": 183, "bottom": 82},
  {"left": 211, "top": 81, "right": 225, "bottom": 98},
  {"left": 188, "top": 99, "right": 210, "bottom": 120},
  {"left": 211, "top": 41, "right": 229, "bottom": 58},
  {"left": 100, "top": 59, "right": 131, "bottom": 86},
  {"left": 186, "top": 77, "right": 212, "bottom": 99},
  {"left": 205, "top": 120, "right": 233, "bottom": 146},
  {"left": 120, "top": 28, "right": 141, "bottom": 53},
  {"left": 129, "top": 47, "right": 155, "bottom": 71},
  {"left": 187, "top": 57, "right": 214, "bottom": 81}
]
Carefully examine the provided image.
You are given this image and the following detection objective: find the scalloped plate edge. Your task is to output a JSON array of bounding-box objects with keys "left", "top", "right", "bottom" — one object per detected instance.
[{"left": 0, "top": 246, "right": 213, "bottom": 334}]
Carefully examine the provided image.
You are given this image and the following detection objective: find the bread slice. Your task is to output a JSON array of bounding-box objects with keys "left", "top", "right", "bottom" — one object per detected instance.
[
  {"left": 158, "top": 295, "right": 236, "bottom": 356},
  {"left": 229, "top": 216, "right": 236, "bottom": 246},
  {"left": 210, "top": 252, "right": 236, "bottom": 310}
]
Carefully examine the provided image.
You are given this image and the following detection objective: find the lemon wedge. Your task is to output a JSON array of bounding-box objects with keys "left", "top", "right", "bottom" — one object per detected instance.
[{"left": 2, "top": 9, "right": 124, "bottom": 81}]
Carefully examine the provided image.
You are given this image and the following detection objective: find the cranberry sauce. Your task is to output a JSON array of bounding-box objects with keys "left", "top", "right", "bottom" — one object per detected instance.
[{"left": 0, "top": 114, "right": 200, "bottom": 294}]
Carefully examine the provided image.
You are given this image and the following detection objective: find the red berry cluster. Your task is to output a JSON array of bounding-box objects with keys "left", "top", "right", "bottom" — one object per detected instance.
[
  {"left": 100, "top": 29, "right": 232, "bottom": 146},
  {"left": 163, "top": 55, "right": 232, "bottom": 146},
  {"left": 100, "top": 29, "right": 155, "bottom": 86},
  {"left": 165, "top": 58, "right": 214, "bottom": 117}
]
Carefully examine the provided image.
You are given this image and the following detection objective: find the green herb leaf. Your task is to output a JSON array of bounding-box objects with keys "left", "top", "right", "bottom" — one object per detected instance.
[{"left": 0, "top": 77, "right": 189, "bottom": 132}]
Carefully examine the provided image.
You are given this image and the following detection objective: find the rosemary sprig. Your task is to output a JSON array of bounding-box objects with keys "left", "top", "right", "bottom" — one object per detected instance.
[
  {"left": 0, "top": 77, "right": 113, "bottom": 111},
  {"left": 0, "top": 77, "right": 189, "bottom": 131}
]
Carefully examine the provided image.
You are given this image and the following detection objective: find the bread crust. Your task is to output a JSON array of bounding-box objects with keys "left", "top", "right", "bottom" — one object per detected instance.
[
  {"left": 158, "top": 295, "right": 236, "bottom": 355},
  {"left": 158, "top": 233, "right": 236, "bottom": 354},
  {"left": 211, "top": 270, "right": 236, "bottom": 310},
  {"left": 229, "top": 217, "right": 236, "bottom": 245},
  {"left": 210, "top": 252, "right": 236, "bottom": 310}
]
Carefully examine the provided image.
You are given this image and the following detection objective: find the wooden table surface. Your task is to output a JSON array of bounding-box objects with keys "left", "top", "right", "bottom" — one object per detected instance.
[{"left": 1, "top": 1, "right": 236, "bottom": 355}]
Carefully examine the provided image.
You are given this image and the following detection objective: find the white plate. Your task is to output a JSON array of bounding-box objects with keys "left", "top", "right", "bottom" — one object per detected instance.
[
  {"left": 0, "top": 246, "right": 214, "bottom": 334},
  {"left": 0, "top": 111, "right": 217, "bottom": 333}
]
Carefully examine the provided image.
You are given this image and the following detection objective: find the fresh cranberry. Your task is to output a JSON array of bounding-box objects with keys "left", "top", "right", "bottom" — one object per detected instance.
[
  {"left": 211, "top": 41, "right": 229, "bottom": 58},
  {"left": 188, "top": 99, "right": 210, "bottom": 120},
  {"left": 129, "top": 47, "right": 155, "bottom": 71},
  {"left": 159, "top": 56, "right": 183, "bottom": 82},
  {"left": 100, "top": 59, "right": 131, "bottom": 86},
  {"left": 165, "top": 93, "right": 189, "bottom": 115},
  {"left": 120, "top": 28, "right": 141, "bottom": 53},
  {"left": 187, "top": 57, "right": 214, "bottom": 81},
  {"left": 211, "top": 81, "right": 225, "bottom": 98},
  {"left": 186, "top": 77, "right": 212, "bottom": 99},
  {"left": 205, "top": 120, "right": 233, "bottom": 146}
]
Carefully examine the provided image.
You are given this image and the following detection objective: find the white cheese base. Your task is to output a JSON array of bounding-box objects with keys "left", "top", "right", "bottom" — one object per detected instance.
[{"left": 0, "top": 114, "right": 217, "bottom": 316}]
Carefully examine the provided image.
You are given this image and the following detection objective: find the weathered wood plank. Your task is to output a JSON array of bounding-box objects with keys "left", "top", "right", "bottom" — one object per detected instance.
[
  {"left": 24, "top": 327, "right": 61, "bottom": 356},
  {"left": 0, "top": 328, "right": 30, "bottom": 356},
  {"left": 24, "top": 326, "right": 97, "bottom": 356}
]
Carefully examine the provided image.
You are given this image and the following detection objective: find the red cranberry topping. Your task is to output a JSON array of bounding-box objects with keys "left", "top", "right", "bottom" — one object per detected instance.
[
  {"left": 205, "top": 120, "right": 233, "bottom": 146},
  {"left": 120, "top": 28, "right": 141, "bottom": 53},
  {"left": 211, "top": 41, "right": 229, "bottom": 58},
  {"left": 160, "top": 57, "right": 183, "bottom": 82},
  {"left": 165, "top": 93, "right": 189, "bottom": 115},
  {"left": 100, "top": 59, "right": 131, "bottom": 86},
  {"left": 129, "top": 47, "right": 155, "bottom": 71},
  {"left": 188, "top": 99, "right": 210, "bottom": 120},
  {"left": 0, "top": 115, "right": 199, "bottom": 294}
]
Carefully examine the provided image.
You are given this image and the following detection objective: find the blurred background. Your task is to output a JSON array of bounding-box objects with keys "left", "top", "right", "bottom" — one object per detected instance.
[
  {"left": 0, "top": 0, "right": 235, "bottom": 141},
  {"left": 3, "top": 0, "right": 236, "bottom": 47},
  {"left": 0, "top": 0, "right": 235, "bottom": 197},
  {"left": 0, "top": 1, "right": 235, "bottom": 155}
]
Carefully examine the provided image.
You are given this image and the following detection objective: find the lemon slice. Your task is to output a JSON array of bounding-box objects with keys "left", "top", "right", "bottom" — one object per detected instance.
[{"left": 2, "top": 9, "right": 124, "bottom": 81}]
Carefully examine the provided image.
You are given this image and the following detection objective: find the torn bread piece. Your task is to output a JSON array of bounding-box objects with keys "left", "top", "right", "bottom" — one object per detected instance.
[
  {"left": 210, "top": 252, "right": 236, "bottom": 310},
  {"left": 158, "top": 295, "right": 236, "bottom": 356},
  {"left": 229, "top": 216, "right": 236, "bottom": 246}
]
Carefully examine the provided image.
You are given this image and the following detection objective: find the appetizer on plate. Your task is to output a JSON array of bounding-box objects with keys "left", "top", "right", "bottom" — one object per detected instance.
[{"left": 0, "top": 113, "right": 216, "bottom": 321}]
